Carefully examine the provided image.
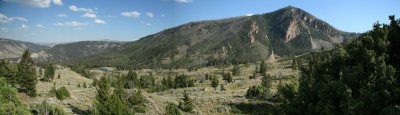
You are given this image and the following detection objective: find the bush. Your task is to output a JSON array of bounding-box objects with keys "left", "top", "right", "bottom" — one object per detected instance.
[
  {"left": 49, "top": 86, "right": 70, "bottom": 100},
  {"left": 246, "top": 85, "right": 263, "bottom": 99},
  {"left": 211, "top": 76, "right": 219, "bottom": 89},
  {"left": 140, "top": 74, "right": 155, "bottom": 88},
  {"left": 222, "top": 72, "right": 233, "bottom": 83},
  {"left": 166, "top": 102, "right": 182, "bottom": 115},
  {"left": 174, "top": 75, "right": 194, "bottom": 88},
  {"left": 232, "top": 65, "right": 241, "bottom": 76},
  {"left": 178, "top": 91, "right": 193, "bottom": 112},
  {"left": 32, "top": 100, "right": 66, "bottom": 115}
]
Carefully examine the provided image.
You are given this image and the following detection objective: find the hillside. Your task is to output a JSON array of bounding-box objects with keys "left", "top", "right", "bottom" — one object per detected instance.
[
  {"left": 32, "top": 41, "right": 123, "bottom": 62},
  {"left": 74, "top": 6, "right": 358, "bottom": 68},
  {"left": 0, "top": 38, "right": 49, "bottom": 59}
]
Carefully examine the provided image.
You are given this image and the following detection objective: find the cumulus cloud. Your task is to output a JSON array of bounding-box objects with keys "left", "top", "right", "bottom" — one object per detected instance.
[
  {"left": 81, "top": 13, "right": 97, "bottom": 18},
  {"left": 94, "top": 19, "right": 106, "bottom": 24},
  {"left": 0, "top": 13, "right": 28, "bottom": 23},
  {"left": 52, "top": 0, "right": 62, "bottom": 6},
  {"left": 145, "top": 12, "right": 154, "bottom": 18},
  {"left": 175, "top": 0, "right": 193, "bottom": 3},
  {"left": 36, "top": 24, "right": 44, "bottom": 28},
  {"left": 69, "top": 5, "right": 94, "bottom": 13},
  {"left": 3, "top": 0, "right": 63, "bottom": 8},
  {"left": 145, "top": 23, "right": 152, "bottom": 26},
  {"left": 121, "top": 11, "right": 141, "bottom": 18},
  {"left": 21, "top": 24, "right": 29, "bottom": 29},
  {"left": 53, "top": 21, "right": 89, "bottom": 27},
  {"left": 245, "top": 13, "right": 254, "bottom": 16},
  {"left": 3, "top": 0, "right": 51, "bottom": 8},
  {"left": 57, "top": 13, "right": 68, "bottom": 17}
]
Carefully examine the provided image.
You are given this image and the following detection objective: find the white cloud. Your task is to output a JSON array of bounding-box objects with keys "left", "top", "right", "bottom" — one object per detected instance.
[
  {"left": 69, "top": 5, "right": 94, "bottom": 13},
  {"left": 65, "top": 21, "right": 88, "bottom": 27},
  {"left": 4, "top": 0, "right": 51, "bottom": 8},
  {"left": 57, "top": 13, "right": 68, "bottom": 17},
  {"left": 54, "top": 21, "right": 89, "bottom": 27},
  {"left": 36, "top": 24, "right": 44, "bottom": 28},
  {"left": 245, "top": 13, "right": 254, "bottom": 16},
  {"left": 145, "top": 12, "right": 154, "bottom": 18},
  {"left": 161, "top": 14, "right": 166, "bottom": 17},
  {"left": 175, "top": 0, "right": 193, "bottom": 3},
  {"left": 53, "top": 22, "right": 64, "bottom": 26},
  {"left": 21, "top": 24, "right": 29, "bottom": 29},
  {"left": 82, "top": 13, "right": 97, "bottom": 18},
  {"left": 121, "top": 11, "right": 141, "bottom": 18},
  {"left": 94, "top": 19, "right": 106, "bottom": 24},
  {"left": 0, "top": 13, "right": 28, "bottom": 23},
  {"left": 145, "top": 23, "right": 152, "bottom": 26},
  {"left": 52, "top": 0, "right": 62, "bottom": 6}
]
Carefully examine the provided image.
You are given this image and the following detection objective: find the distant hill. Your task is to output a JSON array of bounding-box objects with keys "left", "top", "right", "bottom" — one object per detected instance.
[
  {"left": 0, "top": 38, "right": 49, "bottom": 59},
  {"left": 73, "top": 6, "right": 359, "bottom": 68},
  {"left": 32, "top": 41, "right": 123, "bottom": 62}
]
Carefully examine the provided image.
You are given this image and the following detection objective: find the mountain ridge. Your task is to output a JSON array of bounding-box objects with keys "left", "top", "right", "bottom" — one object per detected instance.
[{"left": 70, "top": 6, "right": 359, "bottom": 68}]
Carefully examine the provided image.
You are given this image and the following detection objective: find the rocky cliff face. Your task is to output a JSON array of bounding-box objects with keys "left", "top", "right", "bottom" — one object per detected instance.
[{"left": 73, "top": 6, "right": 358, "bottom": 68}]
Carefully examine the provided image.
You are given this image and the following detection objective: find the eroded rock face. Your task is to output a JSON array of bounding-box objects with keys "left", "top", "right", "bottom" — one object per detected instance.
[
  {"left": 285, "top": 18, "right": 300, "bottom": 42},
  {"left": 248, "top": 21, "right": 259, "bottom": 47}
]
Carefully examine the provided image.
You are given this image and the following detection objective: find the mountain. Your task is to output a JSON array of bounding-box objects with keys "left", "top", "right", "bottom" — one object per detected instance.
[
  {"left": 0, "top": 38, "right": 49, "bottom": 59},
  {"left": 74, "top": 6, "right": 358, "bottom": 68},
  {"left": 32, "top": 41, "right": 123, "bottom": 62}
]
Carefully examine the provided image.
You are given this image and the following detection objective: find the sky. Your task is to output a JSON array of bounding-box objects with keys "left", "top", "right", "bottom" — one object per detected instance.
[{"left": 0, "top": 0, "right": 399, "bottom": 43}]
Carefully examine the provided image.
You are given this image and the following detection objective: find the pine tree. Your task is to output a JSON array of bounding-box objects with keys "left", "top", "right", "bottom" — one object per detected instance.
[
  {"left": 95, "top": 76, "right": 111, "bottom": 115},
  {"left": 222, "top": 72, "right": 233, "bottom": 83},
  {"left": 125, "top": 70, "right": 139, "bottom": 89},
  {"left": 211, "top": 76, "right": 219, "bottom": 90},
  {"left": 232, "top": 65, "right": 241, "bottom": 76},
  {"left": 259, "top": 61, "right": 267, "bottom": 75},
  {"left": 0, "top": 77, "right": 31, "bottom": 114},
  {"left": 43, "top": 64, "right": 55, "bottom": 81},
  {"left": 178, "top": 91, "right": 193, "bottom": 112},
  {"left": 17, "top": 50, "right": 37, "bottom": 97},
  {"left": 166, "top": 102, "right": 182, "bottom": 115}
]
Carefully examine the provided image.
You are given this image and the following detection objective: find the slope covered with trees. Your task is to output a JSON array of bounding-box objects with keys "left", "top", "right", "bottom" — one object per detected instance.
[{"left": 276, "top": 16, "right": 400, "bottom": 114}]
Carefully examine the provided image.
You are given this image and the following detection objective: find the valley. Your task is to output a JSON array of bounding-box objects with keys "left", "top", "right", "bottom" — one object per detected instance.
[{"left": 1, "top": 3, "right": 399, "bottom": 115}]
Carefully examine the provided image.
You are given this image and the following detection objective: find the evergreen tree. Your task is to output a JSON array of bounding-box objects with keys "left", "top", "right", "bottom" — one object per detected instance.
[
  {"left": 166, "top": 102, "right": 182, "bottom": 115},
  {"left": 95, "top": 76, "right": 111, "bottom": 115},
  {"left": 17, "top": 50, "right": 37, "bottom": 97},
  {"left": 178, "top": 91, "right": 194, "bottom": 112},
  {"left": 0, "top": 77, "right": 31, "bottom": 114},
  {"left": 125, "top": 70, "right": 139, "bottom": 89},
  {"left": 232, "top": 65, "right": 241, "bottom": 76},
  {"left": 140, "top": 74, "right": 155, "bottom": 88},
  {"left": 211, "top": 76, "right": 219, "bottom": 90},
  {"left": 222, "top": 72, "right": 233, "bottom": 83},
  {"left": 43, "top": 64, "right": 55, "bottom": 81},
  {"left": 259, "top": 61, "right": 267, "bottom": 75}
]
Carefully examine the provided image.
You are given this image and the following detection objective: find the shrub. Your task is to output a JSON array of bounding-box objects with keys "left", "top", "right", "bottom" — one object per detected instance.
[
  {"left": 166, "top": 102, "right": 182, "bottom": 115},
  {"left": 246, "top": 85, "right": 263, "bottom": 99}
]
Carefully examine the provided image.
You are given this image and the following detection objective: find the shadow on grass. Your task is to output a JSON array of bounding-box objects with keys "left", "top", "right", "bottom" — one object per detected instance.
[
  {"left": 69, "top": 105, "right": 91, "bottom": 115},
  {"left": 230, "top": 102, "right": 280, "bottom": 115}
]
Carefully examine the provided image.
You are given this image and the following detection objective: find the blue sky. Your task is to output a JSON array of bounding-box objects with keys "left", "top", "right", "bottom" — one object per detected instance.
[{"left": 0, "top": 0, "right": 399, "bottom": 43}]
